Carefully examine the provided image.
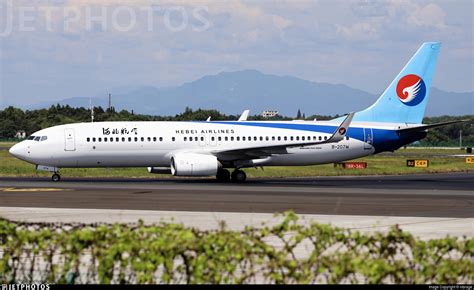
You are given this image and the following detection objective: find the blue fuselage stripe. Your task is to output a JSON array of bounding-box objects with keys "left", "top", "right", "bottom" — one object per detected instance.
[{"left": 206, "top": 121, "right": 406, "bottom": 153}]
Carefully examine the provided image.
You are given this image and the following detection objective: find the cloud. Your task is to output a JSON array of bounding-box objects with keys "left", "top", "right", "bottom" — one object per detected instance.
[
  {"left": 0, "top": 0, "right": 472, "bottom": 106},
  {"left": 407, "top": 3, "right": 447, "bottom": 28}
]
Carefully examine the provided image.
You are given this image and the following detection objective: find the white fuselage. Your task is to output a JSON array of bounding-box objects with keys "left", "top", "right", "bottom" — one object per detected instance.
[{"left": 8, "top": 120, "right": 396, "bottom": 170}]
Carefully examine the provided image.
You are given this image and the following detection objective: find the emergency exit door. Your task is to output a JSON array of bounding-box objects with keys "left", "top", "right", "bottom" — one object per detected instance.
[{"left": 64, "top": 128, "right": 76, "bottom": 151}]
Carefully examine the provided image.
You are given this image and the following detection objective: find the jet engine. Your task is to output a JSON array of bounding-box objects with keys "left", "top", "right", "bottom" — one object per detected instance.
[{"left": 170, "top": 153, "right": 219, "bottom": 176}]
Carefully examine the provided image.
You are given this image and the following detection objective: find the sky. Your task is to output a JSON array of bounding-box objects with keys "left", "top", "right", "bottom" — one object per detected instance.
[{"left": 0, "top": 0, "right": 473, "bottom": 107}]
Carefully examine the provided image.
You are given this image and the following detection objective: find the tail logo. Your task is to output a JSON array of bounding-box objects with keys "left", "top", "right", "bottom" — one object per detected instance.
[{"left": 396, "top": 74, "right": 426, "bottom": 106}]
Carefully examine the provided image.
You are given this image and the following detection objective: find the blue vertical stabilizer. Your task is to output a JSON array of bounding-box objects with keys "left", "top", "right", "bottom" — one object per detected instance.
[{"left": 351, "top": 42, "right": 440, "bottom": 124}]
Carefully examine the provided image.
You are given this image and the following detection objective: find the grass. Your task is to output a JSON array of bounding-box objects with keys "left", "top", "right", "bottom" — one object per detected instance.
[{"left": 0, "top": 142, "right": 472, "bottom": 178}]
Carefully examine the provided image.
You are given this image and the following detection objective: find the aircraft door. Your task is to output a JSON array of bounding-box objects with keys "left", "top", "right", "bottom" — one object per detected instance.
[
  {"left": 64, "top": 128, "right": 76, "bottom": 151},
  {"left": 363, "top": 128, "right": 373, "bottom": 149}
]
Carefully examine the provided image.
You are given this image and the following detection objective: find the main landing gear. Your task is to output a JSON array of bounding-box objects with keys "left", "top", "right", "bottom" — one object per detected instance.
[
  {"left": 51, "top": 173, "right": 61, "bottom": 182},
  {"left": 216, "top": 169, "right": 247, "bottom": 182}
]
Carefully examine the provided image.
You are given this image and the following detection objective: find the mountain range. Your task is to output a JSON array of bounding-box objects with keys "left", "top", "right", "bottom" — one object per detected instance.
[{"left": 22, "top": 70, "right": 474, "bottom": 117}]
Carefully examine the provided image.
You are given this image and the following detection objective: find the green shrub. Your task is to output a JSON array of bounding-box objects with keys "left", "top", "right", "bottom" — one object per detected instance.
[{"left": 0, "top": 212, "right": 472, "bottom": 284}]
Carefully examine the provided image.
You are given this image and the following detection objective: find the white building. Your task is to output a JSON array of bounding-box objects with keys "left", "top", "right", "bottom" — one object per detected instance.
[
  {"left": 261, "top": 110, "right": 279, "bottom": 118},
  {"left": 15, "top": 130, "right": 26, "bottom": 139}
]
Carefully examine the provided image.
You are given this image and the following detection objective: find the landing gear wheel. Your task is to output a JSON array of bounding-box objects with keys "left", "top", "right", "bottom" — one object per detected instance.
[
  {"left": 231, "top": 169, "right": 246, "bottom": 183},
  {"left": 51, "top": 173, "right": 61, "bottom": 182},
  {"left": 216, "top": 169, "right": 231, "bottom": 182}
]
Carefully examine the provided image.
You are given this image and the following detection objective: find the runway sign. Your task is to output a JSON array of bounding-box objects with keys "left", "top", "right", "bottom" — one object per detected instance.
[
  {"left": 466, "top": 157, "right": 474, "bottom": 164},
  {"left": 335, "top": 162, "right": 367, "bottom": 169},
  {"left": 407, "top": 159, "right": 429, "bottom": 168}
]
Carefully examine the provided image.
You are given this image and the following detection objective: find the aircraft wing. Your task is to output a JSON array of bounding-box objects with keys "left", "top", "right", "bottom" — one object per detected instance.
[{"left": 213, "top": 112, "right": 354, "bottom": 161}]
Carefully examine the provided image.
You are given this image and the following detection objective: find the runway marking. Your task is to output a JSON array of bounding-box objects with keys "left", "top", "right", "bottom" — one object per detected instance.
[{"left": 1, "top": 187, "right": 73, "bottom": 192}]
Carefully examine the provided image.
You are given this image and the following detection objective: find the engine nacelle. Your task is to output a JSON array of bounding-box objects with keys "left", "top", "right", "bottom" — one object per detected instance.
[{"left": 170, "top": 153, "right": 219, "bottom": 176}]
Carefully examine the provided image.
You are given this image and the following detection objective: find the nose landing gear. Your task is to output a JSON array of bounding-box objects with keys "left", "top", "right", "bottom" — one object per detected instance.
[{"left": 51, "top": 173, "right": 61, "bottom": 182}]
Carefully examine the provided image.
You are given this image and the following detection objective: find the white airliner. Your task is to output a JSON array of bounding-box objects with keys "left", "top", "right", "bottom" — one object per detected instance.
[{"left": 9, "top": 42, "right": 463, "bottom": 182}]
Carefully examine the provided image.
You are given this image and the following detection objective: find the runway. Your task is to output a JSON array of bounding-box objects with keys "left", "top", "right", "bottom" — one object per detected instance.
[{"left": 0, "top": 172, "right": 473, "bottom": 218}]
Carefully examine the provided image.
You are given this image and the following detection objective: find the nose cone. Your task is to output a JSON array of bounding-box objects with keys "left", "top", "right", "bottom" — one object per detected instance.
[{"left": 9, "top": 143, "right": 23, "bottom": 159}]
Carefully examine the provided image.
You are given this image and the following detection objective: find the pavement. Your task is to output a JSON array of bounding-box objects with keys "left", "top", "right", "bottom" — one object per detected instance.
[{"left": 0, "top": 173, "right": 472, "bottom": 238}]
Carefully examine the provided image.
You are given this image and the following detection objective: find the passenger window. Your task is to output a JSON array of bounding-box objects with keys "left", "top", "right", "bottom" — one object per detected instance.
[
  {"left": 265, "top": 136, "right": 269, "bottom": 141},
  {"left": 184, "top": 137, "right": 187, "bottom": 141},
  {"left": 284, "top": 136, "right": 287, "bottom": 141},
  {"left": 302, "top": 136, "right": 305, "bottom": 141},
  {"left": 218, "top": 136, "right": 222, "bottom": 141},
  {"left": 122, "top": 137, "right": 125, "bottom": 142},
  {"left": 98, "top": 137, "right": 102, "bottom": 142},
  {"left": 223, "top": 136, "right": 227, "bottom": 141},
  {"left": 104, "top": 137, "right": 108, "bottom": 142},
  {"left": 116, "top": 137, "right": 119, "bottom": 142},
  {"left": 230, "top": 136, "right": 234, "bottom": 141},
  {"left": 172, "top": 137, "right": 175, "bottom": 141},
  {"left": 254, "top": 136, "right": 257, "bottom": 141},
  {"left": 272, "top": 136, "right": 275, "bottom": 141},
  {"left": 290, "top": 136, "right": 294, "bottom": 141},
  {"left": 236, "top": 136, "right": 240, "bottom": 141},
  {"left": 324, "top": 136, "right": 327, "bottom": 140},
  {"left": 259, "top": 136, "right": 263, "bottom": 141},
  {"left": 159, "top": 137, "right": 163, "bottom": 142},
  {"left": 211, "top": 136, "right": 215, "bottom": 141},
  {"left": 152, "top": 137, "right": 156, "bottom": 142},
  {"left": 278, "top": 136, "right": 281, "bottom": 141},
  {"left": 319, "top": 136, "right": 322, "bottom": 141},
  {"left": 87, "top": 137, "right": 90, "bottom": 142},
  {"left": 109, "top": 138, "right": 113, "bottom": 142},
  {"left": 128, "top": 137, "right": 132, "bottom": 142},
  {"left": 242, "top": 136, "right": 246, "bottom": 141},
  {"left": 141, "top": 137, "right": 144, "bottom": 142},
  {"left": 296, "top": 136, "right": 299, "bottom": 141},
  {"left": 134, "top": 137, "right": 138, "bottom": 142},
  {"left": 201, "top": 137, "right": 204, "bottom": 141},
  {"left": 92, "top": 137, "right": 96, "bottom": 142}
]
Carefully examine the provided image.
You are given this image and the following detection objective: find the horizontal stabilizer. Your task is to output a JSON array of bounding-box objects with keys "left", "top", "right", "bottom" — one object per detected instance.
[{"left": 397, "top": 119, "right": 469, "bottom": 133}]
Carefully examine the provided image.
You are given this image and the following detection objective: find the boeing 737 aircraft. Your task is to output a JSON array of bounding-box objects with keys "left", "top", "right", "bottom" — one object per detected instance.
[{"left": 9, "top": 42, "right": 464, "bottom": 182}]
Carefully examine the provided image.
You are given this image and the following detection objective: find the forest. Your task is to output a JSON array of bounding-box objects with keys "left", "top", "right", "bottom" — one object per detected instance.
[{"left": 0, "top": 105, "right": 472, "bottom": 146}]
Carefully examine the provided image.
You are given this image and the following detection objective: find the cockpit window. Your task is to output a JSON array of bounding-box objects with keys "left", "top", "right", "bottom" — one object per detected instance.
[
  {"left": 40, "top": 136, "right": 47, "bottom": 141},
  {"left": 27, "top": 136, "right": 35, "bottom": 140},
  {"left": 34, "top": 136, "right": 41, "bottom": 141}
]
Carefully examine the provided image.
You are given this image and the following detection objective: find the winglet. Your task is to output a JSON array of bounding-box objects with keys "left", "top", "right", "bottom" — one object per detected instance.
[
  {"left": 327, "top": 112, "right": 354, "bottom": 142},
  {"left": 206, "top": 116, "right": 211, "bottom": 122},
  {"left": 238, "top": 110, "right": 250, "bottom": 121}
]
